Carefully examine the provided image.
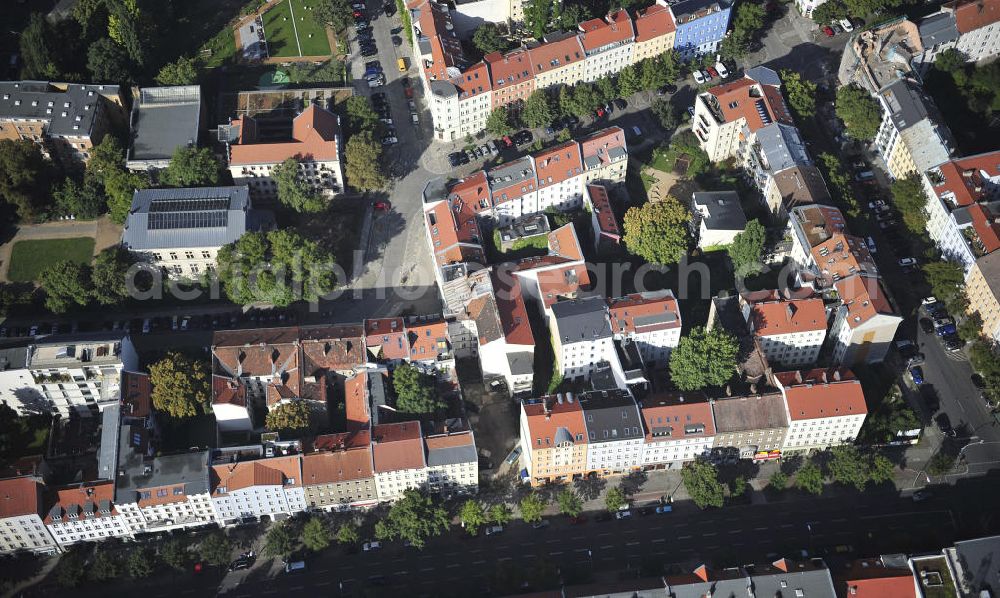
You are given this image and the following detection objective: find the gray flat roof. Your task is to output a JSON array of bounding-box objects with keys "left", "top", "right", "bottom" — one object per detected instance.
[
  {"left": 0, "top": 345, "right": 29, "bottom": 372},
  {"left": 128, "top": 86, "right": 202, "bottom": 164},
  {"left": 953, "top": 535, "right": 1000, "bottom": 594},
  {"left": 488, "top": 157, "right": 536, "bottom": 190},
  {"left": 507, "top": 352, "right": 534, "bottom": 375},
  {"left": 578, "top": 389, "right": 641, "bottom": 444},
  {"left": 879, "top": 79, "right": 932, "bottom": 132},
  {"left": 756, "top": 123, "right": 810, "bottom": 173},
  {"left": 0, "top": 81, "right": 119, "bottom": 137},
  {"left": 115, "top": 420, "right": 210, "bottom": 501},
  {"left": 693, "top": 191, "right": 746, "bottom": 231},
  {"left": 426, "top": 442, "right": 477, "bottom": 467},
  {"left": 97, "top": 404, "right": 121, "bottom": 481},
  {"left": 552, "top": 296, "right": 612, "bottom": 342},
  {"left": 919, "top": 12, "right": 958, "bottom": 48}
]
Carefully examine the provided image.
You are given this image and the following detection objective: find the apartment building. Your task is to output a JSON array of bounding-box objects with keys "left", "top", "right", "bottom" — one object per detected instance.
[
  {"left": 837, "top": 558, "right": 922, "bottom": 598},
  {"left": 580, "top": 126, "right": 629, "bottom": 187},
  {"left": 874, "top": 79, "right": 954, "bottom": 181},
  {"left": 114, "top": 421, "right": 217, "bottom": 534},
  {"left": 301, "top": 431, "right": 378, "bottom": 511},
  {"left": 125, "top": 85, "right": 202, "bottom": 172},
  {"left": 692, "top": 190, "right": 747, "bottom": 249},
  {"left": 226, "top": 104, "right": 345, "bottom": 200},
  {"left": 828, "top": 273, "right": 903, "bottom": 365},
  {"left": 210, "top": 455, "right": 305, "bottom": 525},
  {"left": 923, "top": 150, "right": 1000, "bottom": 272},
  {"left": 512, "top": 223, "right": 590, "bottom": 310},
  {"left": 44, "top": 481, "right": 132, "bottom": 549},
  {"left": 519, "top": 394, "right": 589, "bottom": 486},
  {"left": 550, "top": 296, "right": 620, "bottom": 382},
  {"left": 585, "top": 183, "right": 622, "bottom": 249},
  {"left": 0, "top": 81, "right": 123, "bottom": 166},
  {"left": 776, "top": 368, "right": 868, "bottom": 452},
  {"left": 425, "top": 428, "right": 478, "bottom": 496},
  {"left": 579, "top": 10, "right": 636, "bottom": 82},
  {"left": 711, "top": 392, "right": 790, "bottom": 459},
  {"left": 372, "top": 422, "right": 428, "bottom": 501},
  {"left": 122, "top": 186, "right": 273, "bottom": 279},
  {"left": 788, "top": 204, "right": 877, "bottom": 283},
  {"left": 486, "top": 48, "right": 535, "bottom": 112},
  {"left": 579, "top": 389, "right": 644, "bottom": 476},
  {"left": 693, "top": 67, "right": 792, "bottom": 162},
  {"left": 422, "top": 175, "right": 488, "bottom": 296},
  {"left": 913, "top": 0, "right": 1000, "bottom": 72},
  {"left": 633, "top": 4, "right": 677, "bottom": 61},
  {"left": 966, "top": 251, "right": 1000, "bottom": 343},
  {"left": 0, "top": 332, "right": 138, "bottom": 417},
  {"left": 0, "top": 477, "right": 57, "bottom": 555},
  {"left": 606, "top": 290, "right": 682, "bottom": 369},
  {"left": 667, "top": 559, "right": 838, "bottom": 597},
  {"left": 639, "top": 391, "right": 715, "bottom": 469},
  {"left": 741, "top": 290, "right": 828, "bottom": 368},
  {"left": 764, "top": 164, "right": 832, "bottom": 216},
  {"left": 535, "top": 141, "right": 586, "bottom": 212},
  {"left": 743, "top": 122, "right": 814, "bottom": 203},
  {"left": 669, "top": 0, "right": 734, "bottom": 58},
  {"left": 486, "top": 271, "right": 537, "bottom": 396},
  {"left": 487, "top": 156, "right": 539, "bottom": 222},
  {"left": 528, "top": 32, "right": 588, "bottom": 89}
]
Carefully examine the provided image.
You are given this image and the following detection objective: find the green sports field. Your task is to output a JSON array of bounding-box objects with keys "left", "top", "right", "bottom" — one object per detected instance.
[
  {"left": 7, "top": 237, "right": 95, "bottom": 282},
  {"left": 262, "top": 0, "right": 331, "bottom": 57}
]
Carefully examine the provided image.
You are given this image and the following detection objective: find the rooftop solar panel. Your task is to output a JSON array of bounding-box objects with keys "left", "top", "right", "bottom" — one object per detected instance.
[
  {"left": 148, "top": 197, "right": 232, "bottom": 213},
  {"left": 147, "top": 210, "right": 229, "bottom": 230}
]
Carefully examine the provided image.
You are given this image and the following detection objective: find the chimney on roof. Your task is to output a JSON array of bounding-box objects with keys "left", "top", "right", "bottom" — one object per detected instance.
[
  {"left": 693, "top": 564, "right": 709, "bottom": 582},
  {"left": 794, "top": 370, "right": 803, "bottom": 384},
  {"left": 725, "top": 385, "right": 731, "bottom": 397},
  {"left": 750, "top": 383, "right": 757, "bottom": 394},
  {"left": 566, "top": 392, "right": 574, "bottom": 403},
  {"left": 820, "top": 370, "right": 828, "bottom": 384}
]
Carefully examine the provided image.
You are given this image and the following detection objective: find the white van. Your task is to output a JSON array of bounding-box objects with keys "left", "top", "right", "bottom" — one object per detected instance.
[{"left": 839, "top": 18, "right": 854, "bottom": 32}]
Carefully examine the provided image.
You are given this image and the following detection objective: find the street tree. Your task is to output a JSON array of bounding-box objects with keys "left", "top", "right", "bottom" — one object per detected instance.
[
  {"left": 616, "top": 64, "right": 642, "bottom": 98},
  {"left": 928, "top": 450, "right": 956, "bottom": 475},
  {"left": 216, "top": 230, "right": 336, "bottom": 306},
  {"left": 199, "top": 532, "right": 233, "bottom": 567},
  {"left": 55, "top": 550, "right": 86, "bottom": 588},
  {"left": 489, "top": 503, "right": 513, "bottom": 526},
  {"left": 669, "top": 326, "right": 739, "bottom": 391},
  {"left": 392, "top": 363, "right": 445, "bottom": 414},
  {"left": 923, "top": 260, "right": 968, "bottom": 314},
  {"left": 811, "top": 0, "right": 847, "bottom": 23},
  {"left": 827, "top": 445, "right": 869, "bottom": 491},
  {"left": 622, "top": 196, "right": 691, "bottom": 265},
  {"left": 344, "top": 96, "right": 380, "bottom": 134},
  {"left": 127, "top": 548, "right": 155, "bottom": 578},
  {"left": 40, "top": 261, "right": 93, "bottom": 313},
  {"left": 519, "top": 492, "right": 547, "bottom": 523},
  {"left": 0, "top": 139, "right": 53, "bottom": 223},
  {"left": 557, "top": 489, "right": 583, "bottom": 517},
  {"left": 486, "top": 106, "right": 514, "bottom": 137},
  {"left": 959, "top": 312, "right": 984, "bottom": 342},
  {"left": 651, "top": 98, "right": 679, "bottom": 133},
  {"left": 336, "top": 521, "right": 360, "bottom": 545},
  {"left": 53, "top": 176, "right": 105, "bottom": 219},
  {"left": 728, "top": 219, "right": 767, "bottom": 276},
  {"left": 595, "top": 77, "right": 616, "bottom": 104},
  {"left": 661, "top": 49, "right": 683, "bottom": 82},
  {"left": 92, "top": 246, "right": 133, "bottom": 306},
  {"left": 681, "top": 461, "right": 725, "bottom": 509},
  {"left": 264, "top": 523, "right": 296, "bottom": 558},
  {"left": 604, "top": 486, "right": 627, "bottom": 512},
  {"left": 161, "top": 539, "right": 191, "bottom": 570},
  {"left": 344, "top": 131, "right": 387, "bottom": 191},
  {"left": 459, "top": 500, "right": 488, "bottom": 535},
  {"left": 836, "top": 85, "right": 882, "bottom": 140},
  {"left": 768, "top": 470, "right": 789, "bottom": 491},
  {"left": 472, "top": 23, "right": 510, "bottom": 54},
  {"left": 868, "top": 454, "right": 896, "bottom": 485},
  {"left": 374, "top": 489, "right": 450, "bottom": 549},
  {"left": 90, "top": 548, "right": 121, "bottom": 581},
  {"left": 934, "top": 48, "right": 966, "bottom": 73},
  {"left": 149, "top": 352, "right": 211, "bottom": 419},
  {"left": 794, "top": 461, "right": 825, "bottom": 495},
  {"left": 890, "top": 174, "right": 930, "bottom": 233},
  {"left": 160, "top": 146, "right": 222, "bottom": 187},
  {"left": 155, "top": 56, "right": 198, "bottom": 85},
  {"left": 780, "top": 69, "right": 818, "bottom": 119},
  {"left": 564, "top": 84, "right": 601, "bottom": 118},
  {"left": 272, "top": 158, "right": 325, "bottom": 213},
  {"left": 640, "top": 57, "right": 669, "bottom": 91},
  {"left": 265, "top": 400, "right": 312, "bottom": 435},
  {"left": 521, "top": 91, "right": 553, "bottom": 129},
  {"left": 302, "top": 516, "right": 331, "bottom": 552}
]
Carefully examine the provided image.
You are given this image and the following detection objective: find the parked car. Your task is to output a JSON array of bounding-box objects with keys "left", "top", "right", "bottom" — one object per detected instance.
[
  {"left": 360, "top": 46, "right": 377, "bottom": 57},
  {"left": 363, "top": 541, "right": 381, "bottom": 551},
  {"left": 392, "top": 35, "right": 402, "bottom": 46},
  {"left": 693, "top": 70, "right": 706, "bottom": 84},
  {"left": 840, "top": 18, "right": 854, "bottom": 32},
  {"left": 569, "top": 515, "right": 587, "bottom": 525},
  {"left": 615, "top": 510, "right": 632, "bottom": 520},
  {"left": 936, "top": 323, "right": 957, "bottom": 336},
  {"left": 715, "top": 62, "right": 729, "bottom": 78},
  {"left": 657, "top": 84, "right": 677, "bottom": 95},
  {"left": 865, "top": 236, "right": 877, "bottom": 254},
  {"left": 384, "top": 3, "right": 395, "bottom": 16},
  {"left": 531, "top": 520, "right": 550, "bottom": 529},
  {"left": 830, "top": 22, "right": 843, "bottom": 34},
  {"left": 373, "top": 201, "right": 391, "bottom": 211},
  {"left": 484, "top": 525, "right": 504, "bottom": 536},
  {"left": 381, "top": 136, "right": 398, "bottom": 145},
  {"left": 823, "top": 25, "right": 835, "bottom": 36},
  {"left": 911, "top": 490, "right": 931, "bottom": 502},
  {"left": 898, "top": 257, "right": 918, "bottom": 269},
  {"left": 878, "top": 220, "right": 897, "bottom": 230},
  {"left": 943, "top": 336, "right": 965, "bottom": 351},
  {"left": 594, "top": 107, "right": 606, "bottom": 119},
  {"left": 936, "top": 413, "right": 955, "bottom": 436},
  {"left": 284, "top": 561, "right": 306, "bottom": 573},
  {"left": 613, "top": 98, "right": 627, "bottom": 110},
  {"left": 512, "top": 130, "right": 533, "bottom": 145},
  {"left": 706, "top": 66, "right": 719, "bottom": 78},
  {"left": 910, "top": 366, "right": 924, "bottom": 385},
  {"left": 655, "top": 505, "right": 673, "bottom": 514},
  {"left": 919, "top": 318, "right": 935, "bottom": 334}
]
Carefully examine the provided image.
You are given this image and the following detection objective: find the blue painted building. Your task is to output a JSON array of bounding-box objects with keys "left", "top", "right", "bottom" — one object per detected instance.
[{"left": 669, "top": 0, "right": 733, "bottom": 58}]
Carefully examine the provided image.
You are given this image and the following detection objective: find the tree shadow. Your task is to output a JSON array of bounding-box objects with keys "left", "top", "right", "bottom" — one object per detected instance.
[
  {"left": 619, "top": 470, "right": 648, "bottom": 496},
  {"left": 574, "top": 475, "right": 607, "bottom": 501},
  {"left": 779, "top": 454, "right": 803, "bottom": 475}
]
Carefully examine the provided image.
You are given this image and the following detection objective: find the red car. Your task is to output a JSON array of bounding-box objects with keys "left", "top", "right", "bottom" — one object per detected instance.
[
  {"left": 374, "top": 201, "right": 391, "bottom": 212},
  {"left": 823, "top": 25, "right": 835, "bottom": 37},
  {"left": 595, "top": 108, "right": 605, "bottom": 118},
  {"left": 353, "top": 9, "right": 363, "bottom": 17},
  {"left": 706, "top": 66, "right": 718, "bottom": 78},
  {"left": 404, "top": 87, "right": 414, "bottom": 99},
  {"left": 502, "top": 135, "right": 514, "bottom": 147}
]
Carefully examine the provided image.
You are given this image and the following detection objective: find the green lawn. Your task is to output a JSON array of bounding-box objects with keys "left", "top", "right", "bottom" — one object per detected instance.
[
  {"left": 7, "top": 237, "right": 95, "bottom": 282},
  {"left": 263, "top": 0, "right": 331, "bottom": 57}
]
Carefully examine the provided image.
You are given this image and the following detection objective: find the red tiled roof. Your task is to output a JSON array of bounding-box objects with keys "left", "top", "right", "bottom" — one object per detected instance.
[
  {"left": 930, "top": 150, "right": 1000, "bottom": 207},
  {"left": 706, "top": 74, "right": 792, "bottom": 132},
  {"left": 301, "top": 324, "right": 366, "bottom": 372},
  {"left": 946, "top": 0, "right": 1000, "bottom": 32},
  {"left": 365, "top": 318, "right": 409, "bottom": 360},
  {"left": 579, "top": 126, "right": 626, "bottom": 168},
  {"left": 579, "top": 10, "right": 635, "bottom": 52},
  {"left": 448, "top": 171, "right": 492, "bottom": 214},
  {"left": 839, "top": 559, "right": 918, "bottom": 598},
  {"left": 634, "top": 3, "right": 676, "bottom": 43},
  {"left": 548, "top": 223, "right": 585, "bottom": 261},
  {"left": 344, "top": 371, "right": 370, "bottom": 432},
  {"left": 121, "top": 370, "right": 152, "bottom": 418},
  {"left": 749, "top": 297, "right": 827, "bottom": 336},
  {"left": 212, "top": 456, "right": 302, "bottom": 495},
  {"left": 485, "top": 48, "right": 535, "bottom": 90},
  {"left": 425, "top": 430, "right": 475, "bottom": 451},
  {"left": 587, "top": 184, "right": 621, "bottom": 239},
  {"left": 794, "top": 204, "right": 848, "bottom": 247},
  {"left": 371, "top": 422, "right": 425, "bottom": 473},
  {"left": 0, "top": 477, "right": 42, "bottom": 519},
  {"left": 491, "top": 270, "right": 536, "bottom": 345},
  {"left": 527, "top": 33, "right": 586, "bottom": 76},
  {"left": 418, "top": 1, "right": 464, "bottom": 82},
  {"left": 537, "top": 265, "right": 590, "bottom": 307},
  {"left": 301, "top": 446, "right": 374, "bottom": 486},
  {"left": 312, "top": 430, "right": 371, "bottom": 451},
  {"left": 774, "top": 368, "right": 867, "bottom": 421},
  {"left": 426, "top": 194, "right": 484, "bottom": 265},
  {"left": 523, "top": 397, "right": 588, "bottom": 448},
  {"left": 407, "top": 320, "right": 450, "bottom": 360},
  {"left": 43, "top": 481, "right": 117, "bottom": 524},
  {"left": 607, "top": 291, "right": 681, "bottom": 334},
  {"left": 639, "top": 392, "right": 715, "bottom": 441},
  {"left": 811, "top": 233, "right": 875, "bottom": 281},
  {"left": 229, "top": 104, "right": 341, "bottom": 166},
  {"left": 212, "top": 375, "right": 247, "bottom": 407},
  {"left": 968, "top": 203, "right": 1000, "bottom": 254},
  {"left": 452, "top": 62, "right": 492, "bottom": 100},
  {"left": 534, "top": 141, "right": 584, "bottom": 188},
  {"left": 835, "top": 274, "right": 897, "bottom": 328}
]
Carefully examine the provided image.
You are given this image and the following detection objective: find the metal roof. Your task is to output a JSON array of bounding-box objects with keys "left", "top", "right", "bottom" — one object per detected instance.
[
  {"left": 693, "top": 191, "right": 747, "bottom": 231},
  {"left": 552, "top": 296, "right": 612, "bottom": 343},
  {"left": 578, "top": 389, "right": 642, "bottom": 444},
  {"left": 0, "top": 81, "right": 119, "bottom": 137},
  {"left": 127, "top": 86, "right": 202, "bottom": 166},
  {"left": 918, "top": 12, "right": 959, "bottom": 47}
]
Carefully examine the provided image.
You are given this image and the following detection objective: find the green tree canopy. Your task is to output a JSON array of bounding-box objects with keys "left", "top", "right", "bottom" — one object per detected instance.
[
  {"left": 720, "top": 2, "right": 765, "bottom": 59},
  {"left": 392, "top": 363, "right": 445, "bottom": 414},
  {"left": 728, "top": 219, "right": 767, "bottom": 276},
  {"left": 105, "top": 168, "right": 149, "bottom": 224},
  {"left": 486, "top": 106, "right": 514, "bottom": 137},
  {"left": 651, "top": 98, "right": 680, "bottom": 133},
  {"left": 640, "top": 57, "right": 669, "bottom": 91},
  {"left": 374, "top": 489, "right": 450, "bottom": 549},
  {"left": 681, "top": 461, "right": 725, "bottom": 509},
  {"left": 795, "top": 461, "right": 825, "bottom": 495},
  {"left": 53, "top": 176, "right": 105, "bottom": 220},
  {"left": 780, "top": 69, "right": 818, "bottom": 119},
  {"left": 41, "top": 261, "right": 93, "bottom": 313},
  {"left": 302, "top": 516, "right": 331, "bottom": 552},
  {"left": 87, "top": 37, "right": 134, "bottom": 84},
  {"left": 489, "top": 503, "right": 512, "bottom": 526},
  {"left": 344, "top": 96, "right": 380, "bottom": 134},
  {"left": 519, "top": 492, "right": 547, "bottom": 523},
  {"left": 272, "top": 158, "right": 325, "bottom": 213},
  {"left": 524, "top": 0, "right": 554, "bottom": 39},
  {"left": 265, "top": 400, "right": 312, "bottom": 435},
  {"left": 90, "top": 548, "right": 121, "bottom": 581},
  {"left": 622, "top": 196, "right": 691, "bottom": 265},
  {"left": 669, "top": 326, "right": 739, "bottom": 391},
  {"left": 149, "top": 351, "right": 210, "bottom": 419},
  {"left": 595, "top": 77, "right": 616, "bottom": 104},
  {"left": 768, "top": 470, "right": 789, "bottom": 491},
  {"left": 827, "top": 445, "right": 869, "bottom": 491},
  {"left": 217, "top": 230, "right": 336, "bottom": 306},
  {"left": 160, "top": 146, "right": 222, "bottom": 187},
  {"left": 836, "top": 85, "right": 882, "bottom": 141},
  {"left": 127, "top": 548, "right": 155, "bottom": 578},
  {"left": 521, "top": 91, "right": 554, "bottom": 129},
  {"left": 472, "top": 23, "right": 511, "bottom": 54},
  {"left": 344, "top": 130, "right": 387, "bottom": 191},
  {"left": 0, "top": 139, "right": 53, "bottom": 223},
  {"left": 923, "top": 260, "right": 968, "bottom": 314},
  {"left": 617, "top": 64, "right": 642, "bottom": 98},
  {"left": 313, "top": 0, "right": 354, "bottom": 32},
  {"left": 155, "top": 56, "right": 198, "bottom": 86},
  {"left": 336, "top": 521, "right": 360, "bottom": 545},
  {"left": 92, "top": 245, "right": 133, "bottom": 306},
  {"left": 459, "top": 500, "right": 487, "bottom": 535},
  {"left": 811, "top": 0, "right": 848, "bottom": 23},
  {"left": 604, "top": 486, "right": 627, "bottom": 512},
  {"left": 264, "top": 523, "right": 296, "bottom": 557},
  {"left": 199, "top": 532, "right": 233, "bottom": 567},
  {"left": 19, "top": 13, "right": 62, "bottom": 80},
  {"left": 557, "top": 489, "right": 583, "bottom": 517},
  {"left": 890, "top": 174, "right": 929, "bottom": 233},
  {"left": 868, "top": 454, "right": 896, "bottom": 485},
  {"left": 161, "top": 539, "right": 191, "bottom": 570}
]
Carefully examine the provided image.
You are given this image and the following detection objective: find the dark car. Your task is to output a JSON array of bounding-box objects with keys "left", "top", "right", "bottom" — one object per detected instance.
[
  {"left": 512, "top": 130, "right": 533, "bottom": 145},
  {"left": 392, "top": 35, "right": 402, "bottom": 46},
  {"left": 909, "top": 366, "right": 924, "bottom": 385},
  {"left": 919, "top": 318, "right": 935, "bottom": 334},
  {"left": 360, "top": 47, "right": 377, "bottom": 57},
  {"left": 936, "top": 413, "right": 955, "bottom": 436},
  {"left": 366, "top": 60, "right": 382, "bottom": 71},
  {"left": 614, "top": 98, "right": 627, "bottom": 110},
  {"left": 943, "top": 335, "right": 965, "bottom": 351},
  {"left": 657, "top": 84, "right": 677, "bottom": 95},
  {"left": 448, "top": 152, "right": 465, "bottom": 167},
  {"left": 384, "top": 3, "right": 396, "bottom": 16},
  {"left": 564, "top": 115, "right": 580, "bottom": 127},
  {"left": 401, "top": 76, "right": 411, "bottom": 88}
]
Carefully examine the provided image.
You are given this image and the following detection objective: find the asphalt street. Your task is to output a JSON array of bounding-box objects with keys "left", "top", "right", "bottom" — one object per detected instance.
[{"left": 35, "top": 476, "right": 1000, "bottom": 598}]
